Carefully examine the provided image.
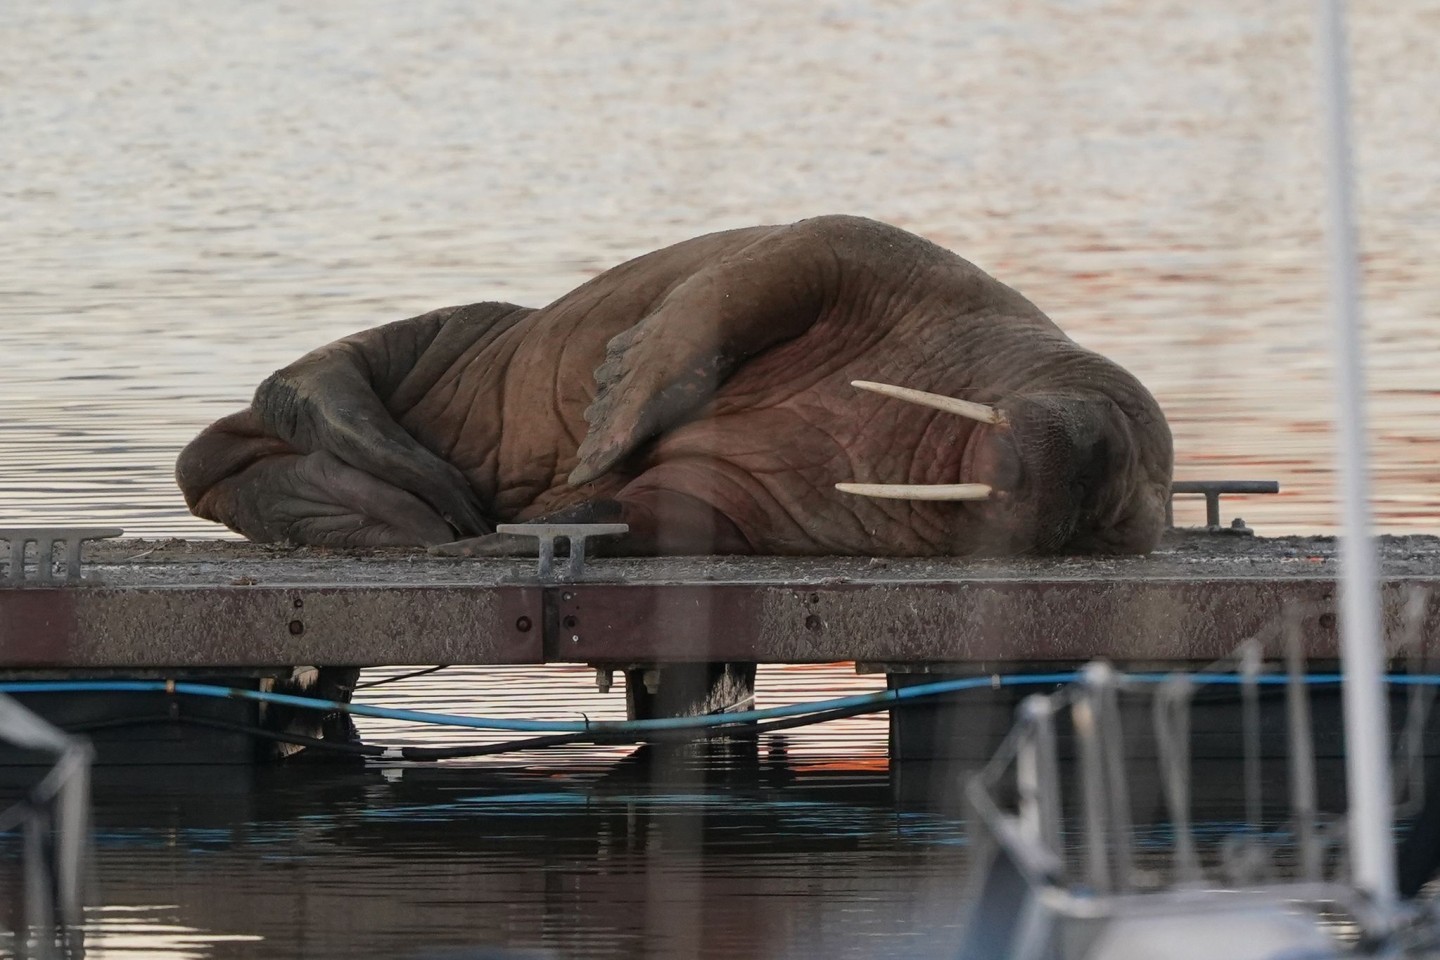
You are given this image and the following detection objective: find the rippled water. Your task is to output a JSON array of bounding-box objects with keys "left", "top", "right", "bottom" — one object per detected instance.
[
  {"left": 3, "top": 0, "right": 1439, "bottom": 538},
  {"left": 2, "top": 762, "right": 973, "bottom": 960},
  {"left": 3, "top": 0, "right": 1439, "bottom": 956}
]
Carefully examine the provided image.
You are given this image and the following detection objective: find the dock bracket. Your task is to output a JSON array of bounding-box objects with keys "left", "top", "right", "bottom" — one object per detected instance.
[
  {"left": 495, "top": 523, "right": 630, "bottom": 581},
  {"left": 0, "top": 527, "right": 124, "bottom": 587}
]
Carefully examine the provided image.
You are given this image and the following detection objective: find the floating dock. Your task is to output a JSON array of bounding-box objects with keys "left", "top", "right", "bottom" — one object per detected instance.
[
  {"left": 2, "top": 533, "right": 1439, "bottom": 670},
  {"left": 4, "top": 530, "right": 1440, "bottom": 767}
]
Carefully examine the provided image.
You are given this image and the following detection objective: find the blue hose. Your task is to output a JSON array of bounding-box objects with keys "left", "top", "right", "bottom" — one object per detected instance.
[{"left": 0, "top": 671, "right": 1431, "bottom": 735}]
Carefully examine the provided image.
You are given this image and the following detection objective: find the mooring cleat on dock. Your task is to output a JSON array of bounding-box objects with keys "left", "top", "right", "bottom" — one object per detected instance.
[
  {"left": 0, "top": 526, "right": 124, "bottom": 587},
  {"left": 491, "top": 523, "right": 630, "bottom": 580},
  {"left": 1167, "top": 480, "right": 1279, "bottom": 533}
]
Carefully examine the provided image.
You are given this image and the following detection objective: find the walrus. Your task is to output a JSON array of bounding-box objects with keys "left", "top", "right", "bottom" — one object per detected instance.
[{"left": 176, "top": 215, "right": 1173, "bottom": 558}]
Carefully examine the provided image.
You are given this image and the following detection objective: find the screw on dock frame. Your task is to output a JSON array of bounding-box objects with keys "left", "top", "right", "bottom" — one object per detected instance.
[{"left": 1166, "top": 481, "right": 1280, "bottom": 534}]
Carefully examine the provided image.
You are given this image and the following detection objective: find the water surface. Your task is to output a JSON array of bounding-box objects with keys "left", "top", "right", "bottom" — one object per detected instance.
[
  {"left": 3, "top": 1, "right": 1439, "bottom": 956},
  {"left": 3, "top": 0, "right": 1439, "bottom": 537}
]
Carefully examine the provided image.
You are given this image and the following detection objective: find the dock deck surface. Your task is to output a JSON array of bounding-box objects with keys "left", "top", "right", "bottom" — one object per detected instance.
[{"left": 2, "top": 533, "right": 1438, "bottom": 669}]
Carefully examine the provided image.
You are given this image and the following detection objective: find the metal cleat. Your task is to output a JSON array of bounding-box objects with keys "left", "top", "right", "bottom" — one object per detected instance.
[
  {"left": 0, "top": 527, "right": 123, "bottom": 587},
  {"left": 1167, "top": 480, "right": 1280, "bottom": 534},
  {"left": 494, "top": 523, "right": 629, "bottom": 580}
]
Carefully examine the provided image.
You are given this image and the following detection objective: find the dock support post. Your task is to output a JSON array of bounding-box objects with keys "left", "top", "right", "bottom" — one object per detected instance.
[
  {"left": 887, "top": 669, "right": 1026, "bottom": 811},
  {"left": 268, "top": 665, "right": 362, "bottom": 757},
  {"left": 623, "top": 662, "right": 756, "bottom": 723}
]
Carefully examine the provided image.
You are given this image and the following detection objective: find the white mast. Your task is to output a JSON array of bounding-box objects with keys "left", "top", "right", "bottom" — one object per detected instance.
[{"left": 1316, "top": 0, "right": 1396, "bottom": 917}]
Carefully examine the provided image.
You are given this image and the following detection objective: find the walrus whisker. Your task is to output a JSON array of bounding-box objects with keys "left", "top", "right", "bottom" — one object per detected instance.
[
  {"left": 850, "top": 380, "right": 1003, "bottom": 425},
  {"left": 835, "top": 482, "right": 993, "bottom": 501}
]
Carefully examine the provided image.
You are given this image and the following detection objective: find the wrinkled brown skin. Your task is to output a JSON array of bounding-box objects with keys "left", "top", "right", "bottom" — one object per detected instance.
[{"left": 176, "top": 215, "right": 1173, "bottom": 558}]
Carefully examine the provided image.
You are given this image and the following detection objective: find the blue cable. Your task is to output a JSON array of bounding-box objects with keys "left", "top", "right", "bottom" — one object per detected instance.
[
  {"left": 0, "top": 675, "right": 1069, "bottom": 733},
  {"left": 1, "top": 671, "right": 1433, "bottom": 736}
]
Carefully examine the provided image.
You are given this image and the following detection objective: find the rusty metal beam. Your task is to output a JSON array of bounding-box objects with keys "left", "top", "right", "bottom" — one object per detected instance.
[
  {"left": 0, "top": 586, "right": 543, "bottom": 668},
  {"left": 545, "top": 578, "right": 1440, "bottom": 665},
  {"left": 1, "top": 535, "right": 1438, "bottom": 670}
]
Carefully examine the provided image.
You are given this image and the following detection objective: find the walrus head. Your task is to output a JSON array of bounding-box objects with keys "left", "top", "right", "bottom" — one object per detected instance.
[{"left": 836, "top": 380, "right": 1172, "bottom": 556}]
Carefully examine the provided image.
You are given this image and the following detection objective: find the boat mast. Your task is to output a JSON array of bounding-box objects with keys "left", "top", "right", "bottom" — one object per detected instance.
[{"left": 1317, "top": 0, "right": 1397, "bottom": 917}]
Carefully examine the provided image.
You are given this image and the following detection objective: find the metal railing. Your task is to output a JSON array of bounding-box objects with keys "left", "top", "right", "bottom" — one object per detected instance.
[
  {"left": 951, "top": 606, "right": 1438, "bottom": 959},
  {"left": 1, "top": 694, "right": 93, "bottom": 960}
]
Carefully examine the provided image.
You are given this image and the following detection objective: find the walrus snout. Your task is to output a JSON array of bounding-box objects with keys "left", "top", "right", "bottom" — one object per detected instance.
[
  {"left": 829, "top": 378, "right": 1153, "bottom": 554},
  {"left": 964, "top": 424, "right": 1024, "bottom": 495}
]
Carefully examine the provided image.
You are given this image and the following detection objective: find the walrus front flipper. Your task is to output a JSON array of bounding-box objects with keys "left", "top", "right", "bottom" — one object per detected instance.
[
  {"left": 177, "top": 409, "right": 454, "bottom": 546},
  {"left": 253, "top": 303, "right": 525, "bottom": 538},
  {"left": 570, "top": 225, "right": 836, "bottom": 485}
]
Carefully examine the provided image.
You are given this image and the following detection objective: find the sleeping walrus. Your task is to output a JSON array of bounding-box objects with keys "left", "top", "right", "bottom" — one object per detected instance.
[{"left": 176, "top": 215, "right": 1173, "bottom": 558}]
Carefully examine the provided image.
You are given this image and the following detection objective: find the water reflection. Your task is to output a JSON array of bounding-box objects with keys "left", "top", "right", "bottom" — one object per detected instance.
[
  {"left": 4, "top": 757, "right": 973, "bottom": 960},
  {"left": 0, "top": 743, "right": 1363, "bottom": 959},
  {"left": 354, "top": 664, "right": 890, "bottom": 765},
  {"left": 84, "top": 907, "right": 264, "bottom": 959}
]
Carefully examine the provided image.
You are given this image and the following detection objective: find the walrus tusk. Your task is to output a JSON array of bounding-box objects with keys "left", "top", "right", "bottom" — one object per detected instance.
[
  {"left": 851, "top": 380, "right": 1003, "bottom": 425},
  {"left": 835, "top": 482, "right": 993, "bottom": 501}
]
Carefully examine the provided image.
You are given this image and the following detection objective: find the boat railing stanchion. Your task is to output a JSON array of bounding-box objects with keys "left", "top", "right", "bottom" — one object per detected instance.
[
  {"left": 1076, "top": 661, "right": 1132, "bottom": 893},
  {"left": 1317, "top": 0, "right": 1397, "bottom": 924},
  {"left": 1240, "top": 640, "right": 1263, "bottom": 840},
  {"left": 1284, "top": 603, "right": 1324, "bottom": 884},
  {"left": 1154, "top": 672, "right": 1201, "bottom": 884},
  {"left": 1015, "top": 694, "right": 1062, "bottom": 861}
]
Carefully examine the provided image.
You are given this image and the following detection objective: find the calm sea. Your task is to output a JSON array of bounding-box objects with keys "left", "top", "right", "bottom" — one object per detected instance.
[{"left": 2, "top": 0, "right": 1438, "bottom": 956}]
